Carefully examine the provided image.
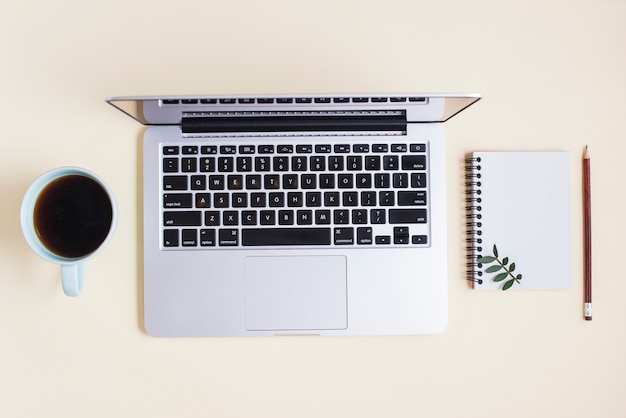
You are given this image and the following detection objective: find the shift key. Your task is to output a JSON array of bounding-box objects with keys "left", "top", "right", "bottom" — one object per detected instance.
[
  {"left": 163, "top": 211, "right": 202, "bottom": 226},
  {"left": 389, "top": 209, "right": 427, "bottom": 224}
]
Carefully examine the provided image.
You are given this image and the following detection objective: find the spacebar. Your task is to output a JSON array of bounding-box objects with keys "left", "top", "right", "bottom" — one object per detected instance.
[{"left": 242, "top": 228, "right": 331, "bottom": 246}]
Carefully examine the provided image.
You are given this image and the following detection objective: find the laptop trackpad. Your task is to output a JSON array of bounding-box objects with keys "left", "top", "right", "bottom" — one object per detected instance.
[{"left": 244, "top": 256, "right": 347, "bottom": 331}]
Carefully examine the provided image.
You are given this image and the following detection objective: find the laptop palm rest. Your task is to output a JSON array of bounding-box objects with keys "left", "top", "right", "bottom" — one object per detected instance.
[{"left": 244, "top": 256, "right": 347, "bottom": 331}]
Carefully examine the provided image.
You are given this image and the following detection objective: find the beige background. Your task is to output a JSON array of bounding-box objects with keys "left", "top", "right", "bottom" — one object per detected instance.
[{"left": 1, "top": 0, "right": 625, "bottom": 417}]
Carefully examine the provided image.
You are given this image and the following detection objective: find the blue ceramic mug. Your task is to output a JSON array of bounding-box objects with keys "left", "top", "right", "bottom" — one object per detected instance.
[{"left": 20, "top": 167, "right": 118, "bottom": 296}]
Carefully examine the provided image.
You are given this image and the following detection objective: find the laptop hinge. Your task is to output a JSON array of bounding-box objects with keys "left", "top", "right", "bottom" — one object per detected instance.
[{"left": 181, "top": 110, "right": 407, "bottom": 134}]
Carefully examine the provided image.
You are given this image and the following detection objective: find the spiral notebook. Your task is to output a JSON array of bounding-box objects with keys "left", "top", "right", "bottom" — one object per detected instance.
[{"left": 466, "top": 151, "right": 572, "bottom": 290}]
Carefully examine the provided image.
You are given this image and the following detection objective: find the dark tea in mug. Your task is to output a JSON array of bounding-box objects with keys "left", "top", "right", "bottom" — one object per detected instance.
[{"left": 33, "top": 174, "right": 114, "bottom": 258}]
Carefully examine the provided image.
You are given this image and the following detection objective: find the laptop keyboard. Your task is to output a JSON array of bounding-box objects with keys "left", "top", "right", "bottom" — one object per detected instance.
[{"left": 161, "top": 141, "right": 429, "bottom": 248}]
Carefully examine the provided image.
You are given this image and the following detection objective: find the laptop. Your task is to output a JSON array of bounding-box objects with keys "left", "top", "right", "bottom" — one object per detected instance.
[{"left": 107, "top": 93, "right": 480, "bottom": 337}]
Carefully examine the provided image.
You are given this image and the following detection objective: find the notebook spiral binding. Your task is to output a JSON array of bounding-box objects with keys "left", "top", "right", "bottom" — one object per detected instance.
[{"left": 465, "top": 156, "right": 484, "bottom": 284}]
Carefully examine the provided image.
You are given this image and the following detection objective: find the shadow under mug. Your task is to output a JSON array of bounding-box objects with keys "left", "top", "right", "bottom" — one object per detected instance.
[{"left": 20, "top": 167, "right": 118, "bottom": 296}]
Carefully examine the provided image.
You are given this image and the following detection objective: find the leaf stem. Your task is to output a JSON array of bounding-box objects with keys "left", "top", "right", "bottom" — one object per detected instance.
[{"left": 496, "top": 258, "right": 519, "bottom": 283}]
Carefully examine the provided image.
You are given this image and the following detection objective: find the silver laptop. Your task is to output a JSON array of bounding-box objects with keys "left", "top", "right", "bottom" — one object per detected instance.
[{"left": 107, "top": 93, "right": 480, "bottom": 337}]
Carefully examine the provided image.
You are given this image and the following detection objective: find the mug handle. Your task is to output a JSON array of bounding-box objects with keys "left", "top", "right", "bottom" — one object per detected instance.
[{"left": 61, "top": 263, "right": 86, "bottom": 297}]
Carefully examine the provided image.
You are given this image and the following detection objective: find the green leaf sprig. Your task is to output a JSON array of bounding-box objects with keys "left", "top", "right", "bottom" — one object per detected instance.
[{"left": 477, "top": 245, "right": 523, "bottom": 291}]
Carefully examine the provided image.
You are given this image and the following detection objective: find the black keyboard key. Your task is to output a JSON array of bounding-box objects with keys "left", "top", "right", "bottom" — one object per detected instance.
[
  {"left": 182, "top": 146, "right": 199, "bottom": 154},
  {"left": 370, "top": 209, "right": 386, "bottom": 224},
  {"left": 283, "top": 174, "right": 299, "bottom": 189},
  {"left": 242, "top": 228, "right": 331, "bottom": 246},
  {"left": 200, "top": 157, "right": 215, "bottom": 172},
  {"left": 208, "top": 175, "right": 225, "bottom": 190},
  {"left": 163, "top": 229, "right": 179, "bottom": 247},
  {"left": 389, "top": 209, "right": 427, "bottom": 224},
  {"left": 394, "top": 226, "right": 410, "bottom": 244},
  {"left": 372, "top": 144, "right": 388, "bottom": 152},
  {"left": 242, "top": 211, "right": 257, "bottom": 225},
  {"left": 251, "top": 192, "right": 267, "bottom": 207},
  {"left": 182, "top": 229, "right": 198, "bottom": 246},
  {"left": 181, "top": 158, "right": 197, "bottom": 172},
  {"left": 353, "top": 144, "right": 369, "bottom": 153},
  {"left": 259, "top": 210, "right": 276, "bottom": 225},
  {"left": 306, "top": 191, "right": 322, "bottom": 206},
  {"left": 383, "top": 155, "right": 399, "bottom": 170},
  {"left": 379, "top": 191, "right": 395, "bottom": 206},
  {"left": 334, "top": 227, "right": 354, "bottom": 245},
  {"left": 333, "top": 209, "right": 349, "bottom": 224},
  {"left": 163, "top": 158, "right": 178, "bottom": 172},
  {"left": 278, "top": 210, "right": 294, "bottom": 225},
  {"left": 297, "top": 210, "right": 313, "bottom": 225},
  {"left": 398, "top": 191, "right": 427, "bottom": 206},
  {"left": 315, "top": 145, "right": 331, "bottom": 153},
  {"left": 410, "top": 143, "right": 427, "bottom": 152},
  {"left": 246, "top": 175, "right": 262, "bottom": 189},
  {"left": 374, "top": 173, "right": 389, "bottom": 188},
  {"left": 200, "top": 229, "right": 216, "bottom": 246},
  {"left": 232, "top": 193, "right": 247, "bottom": 207},
  {"left": 273, "top": 156, "right": 289, "bottom": 171},
  {"left": 227, "top": 175, "right": 243, "bottom": 190},
  {"left": 163, "top": 146, "right": 179, "bottom": 155},
  {"left": 393, "top": 173, "right": 408, "bottom": 188},
  {"left": 223, "top": 211, "right": 239, "bottom": 225},
  {"left": 236, "top": 157, "right": 252, "bottom": 172},
  {"left": 347, "top": 156, "right": 362, "bottom": 170},
  {"left": 219, "top": 229, "right": 239, "bottom": 246},
  {"left": 352, "top": 209, "right": 368, "bottom": 224},
  {"left": 213, "top": 193, "right": 229, "bottom": 208},
  {"left": 264, "top": 174, "right": 280, "bottom": 189},
  {"left": 163, "top": 193, "right": 192, "bottom": 208},
  {"left": 356, "top": 174, "right": 372, "bottom": 188},
  {"left": 191, "top": 175, "right": 206, "bottom": 190},
  {"left": 239, "top": 145, "right": 255, "bottom": 154},
  {"left": 296, "top": 145, "right": 313, "bottom": 153},
  {"left": 258, "top": 145, "right": 275, "bottom": 154},
  {"left": 310, "top": 156, "right": 326, "bottom": 171},
  {"left": 218, "top": 157, "right": 234, "bottom": 172},
  {"left": 205, "top": 211, "right": 220, "bottom": 226},
  {"left": 163, "top": 176, "right": 187, "bottom": 190},
  {"left": 201, "top": 145, "right": 218, "bottom": 154},
  {"left": 365, "top": 156, "right": 381, "bottom": 170},
  {"left": 334, "top": 144, "right": 350, "bottom": 153},
  {"left": 338, "top": 174, "right": 353, "bottom": 188},
  {"left": 412, "top": 235, "right": 428, "bottom": 245},
  {"left": 391, "top": 144, "right": 407, "bottom": 152},
  {"left": 357, "top": 227, "right": 373, "bottom": 245},
  {"left": 319, "top": 174, "right": 335, "bottom": 188},
  {"left": 277, "top": 145, "right": 293, "bottom": 153},
  {"left": 402, "top": 155, "right": 426, "bottom": 170},
  {"left": 196, "top": 193, "right": 210, "bottom": 208},
  {"left": 292, "top": 156, "right": 308, "bottom": 171},
  {"left": 375, "top": 235, "right": 391, "bottom": 245},
  {"left": 255, "top": 157, "right": 271, "bottom": 171},
  {"left": 343, "top": 192, "right": 358, "bottom": 206},
  {"left": 163, "top": 211, "right": 202, "bottom": 226},
  {"left": 315, "top": 210, "right": 331, "bottom": 224}
]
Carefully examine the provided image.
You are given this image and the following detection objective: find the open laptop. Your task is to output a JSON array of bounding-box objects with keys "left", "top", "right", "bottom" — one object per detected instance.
[{"left": 107, "top": 93, "right": 480, "bottom": 337}]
